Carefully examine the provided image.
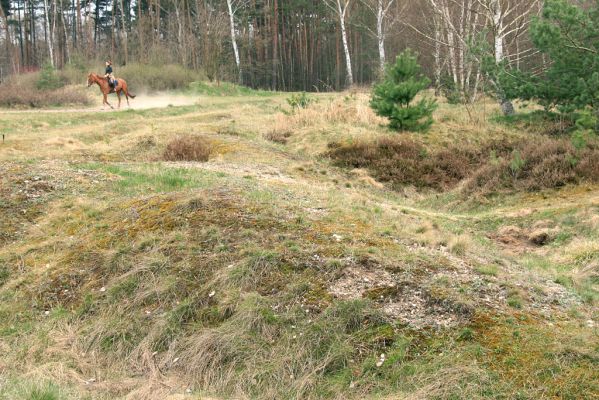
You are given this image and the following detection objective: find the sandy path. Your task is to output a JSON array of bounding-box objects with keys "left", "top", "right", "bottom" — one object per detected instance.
[{"left": 0, "top": 93, "right": 199, "bottom": 114}]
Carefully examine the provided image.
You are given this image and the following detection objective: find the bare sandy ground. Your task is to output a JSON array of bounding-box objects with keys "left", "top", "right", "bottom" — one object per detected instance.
[{"left": 0, "top": 92, "right": 199, "bottom": 113}]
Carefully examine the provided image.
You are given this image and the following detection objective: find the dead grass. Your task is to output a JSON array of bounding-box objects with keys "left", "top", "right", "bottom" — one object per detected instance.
[
  {"left": 263, "top": 126, "right": 292, "bottom": 144},
  {"left": 162, "top": 135, "right": 212, "bottom": 162},
  {"left": 0, "top": 74, "right": 92, "bottom": 108},
  {"left": 280, "top": 94, "right": 385, "bottom": 129}
]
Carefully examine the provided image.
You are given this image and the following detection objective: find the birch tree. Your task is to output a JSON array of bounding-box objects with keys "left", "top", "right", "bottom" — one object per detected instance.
[
  {"left": 226, "top": 0, "right": 245, "bottom": 83},
  {"left": 422, "top": 0, "right": 483, "bottom": 102},
  {"left": 43, "top": 0, "right": 55, "bottom": 66},
  {"left": 362, "top": 0, "right": 401, "bottom": 73},
  {"left": 325, "top": 0, "right": 354, "bottom": 86},
  {"left": 477, "top": 0, "right": 541, "bottom": 114}
]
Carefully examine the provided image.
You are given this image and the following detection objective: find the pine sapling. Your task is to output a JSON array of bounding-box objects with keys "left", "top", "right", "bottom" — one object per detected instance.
[{"left": 370, "top": 51, "right": 437, "bottom": 132}]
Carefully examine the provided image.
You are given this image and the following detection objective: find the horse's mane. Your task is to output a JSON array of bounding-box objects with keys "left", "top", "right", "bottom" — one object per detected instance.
[{"left": 89, "top": 73, "right": 108, "bottom": 80}]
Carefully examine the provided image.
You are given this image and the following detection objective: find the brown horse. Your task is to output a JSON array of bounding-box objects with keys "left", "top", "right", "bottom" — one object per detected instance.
[{"left": 87, "top": 72, "right": 136, "bottom": 109}]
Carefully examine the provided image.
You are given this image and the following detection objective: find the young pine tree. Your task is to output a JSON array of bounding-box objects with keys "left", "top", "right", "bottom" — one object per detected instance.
[{"left": 370, "top": 51, "right": 437, "bottom": 132}]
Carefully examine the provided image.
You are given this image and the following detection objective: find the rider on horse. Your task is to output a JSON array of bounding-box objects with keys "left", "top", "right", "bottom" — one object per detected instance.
[{"left": 105, "top": 60, "right": 115, "bottom": 89}]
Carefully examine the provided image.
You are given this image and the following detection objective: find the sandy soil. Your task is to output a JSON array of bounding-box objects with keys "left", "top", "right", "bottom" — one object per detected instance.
[{"left": 0, "top": 92, "right": 199, "bottom": 113}]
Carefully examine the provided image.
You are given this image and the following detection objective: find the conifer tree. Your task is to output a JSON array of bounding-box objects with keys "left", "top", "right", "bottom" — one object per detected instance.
[
  {"left": 370, "top": 51, "right": 437, "bottom": 132},
  {"left": 500, "top": 0, "right": 599, "bottom": 117}
]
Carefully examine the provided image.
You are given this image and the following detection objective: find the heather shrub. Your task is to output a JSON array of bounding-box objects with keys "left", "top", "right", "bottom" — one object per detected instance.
[
  {"left": 163, "top": 135, "right": 212, "bottom": 162},
  {"left": 328, "top": 137, "right": 481, "bottom": 190},
  {"left": 328, "top": 135, "right": 599, "bottom": 195},
  {"left": 465, "top": 138, "right": 599, "bottom": 194}
]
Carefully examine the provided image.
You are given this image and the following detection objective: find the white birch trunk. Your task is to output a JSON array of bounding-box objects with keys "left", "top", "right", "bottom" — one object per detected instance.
[
  {"left": 226, "top": 0, "right": 242, "bottom": 83},
  {"left": 492, "top": 0, "right": 503, "bottom": 63},
  {"left": 43, "top": 0, "right": 55, "bottom": 66},
  {"left": 337, "top": 0, "right": 354, "bottom": 86},
  {"left": 376, "top": 0, "right": 385, "bottom": 72},
  {"left": 490, "top": 0, "right": 514, "bottom": 115},
  {"left": 433, "top": 15, "right": 441, "bottom": 95}
]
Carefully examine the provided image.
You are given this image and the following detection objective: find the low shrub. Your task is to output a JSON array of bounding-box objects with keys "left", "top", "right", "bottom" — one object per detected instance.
[
  {"left": 465, "top": 137, "right": 599, "bottom": 194},
  {"left": 0, "top": 75, "right": 92, "bottom": 108},
  {"left": 328, "top": 135, "right": 599, "bottom": 195},
  {"left": 163, "top": 135, "right": 212, "bottom": 162},
  {"left": 117, "top": 63, "right": 206, "bottom": 92},
  {"left": 327, "top": 136, "right": 482, "bottom": 190},
  {"left": 264, "top": 128, "right": 292, "bottom": 144},
  {"left": 36, "top": 63, "right": 64, "bottom": 90},
  {"left": 287, "top": 92, "right": 314, "bottom": 111}
]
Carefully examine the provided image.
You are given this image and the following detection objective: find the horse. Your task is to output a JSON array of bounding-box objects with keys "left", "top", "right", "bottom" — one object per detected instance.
[{"left": 87, "top": 72, "right": 136, "bottom": 109}]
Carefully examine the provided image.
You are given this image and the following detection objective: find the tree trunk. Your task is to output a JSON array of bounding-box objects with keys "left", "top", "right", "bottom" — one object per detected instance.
[
  {"left": 119, "top": 0, "right": 128, "bottom": 64},
  {"left": 337, "top": 0, "right": 353, "bottom": 86},
  {"left": 43, "top": 0, "right": 55, "bottom": 66},
  {"left": 272, "top": 0, "right": 279, "bottom": 89},
  {"left": 376, "top": 0, "right": 386, "bottom": 73},
  {"left": 492, "top": 0, "right": 514, "bottom": 115},
  {"left": 226, "top": 0, "right": 241, "bottom": 83},
  {"left": 59, "top": 0, "right": 70, "bottom": 65}
]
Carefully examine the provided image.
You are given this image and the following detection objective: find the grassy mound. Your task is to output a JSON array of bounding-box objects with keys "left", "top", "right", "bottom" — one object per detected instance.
[{"left": 163, "top": 135, "right": 212, "bottom": 162}]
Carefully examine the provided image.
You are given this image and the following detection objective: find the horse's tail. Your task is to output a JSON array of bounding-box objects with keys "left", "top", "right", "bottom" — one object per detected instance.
[{"left": 123, "top": 82, "right": 136, "bottom": 99}]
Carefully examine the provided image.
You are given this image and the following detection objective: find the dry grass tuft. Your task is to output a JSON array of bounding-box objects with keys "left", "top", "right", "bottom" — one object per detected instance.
[
  {"left": 280, "top": 95, "right": 385, "bottom": 129},
  {"left": 264, "top": 126, "right": 292, "bottom": 144},
  {"left": 162, "top": 135, "right": 212, "bottom": 162}
]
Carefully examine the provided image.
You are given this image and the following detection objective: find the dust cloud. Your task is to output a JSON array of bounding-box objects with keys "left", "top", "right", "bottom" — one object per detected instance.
[{"left": 124, "top": 92, "right": 199, "bottom": 110}]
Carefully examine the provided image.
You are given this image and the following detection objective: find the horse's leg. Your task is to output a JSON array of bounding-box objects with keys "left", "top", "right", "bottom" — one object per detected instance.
[
  {"left": 117, "top": 90, "right": 122, "bottom": 109},
  {"left": 104, "top": 93, "right": 113, "bottom": 109}
]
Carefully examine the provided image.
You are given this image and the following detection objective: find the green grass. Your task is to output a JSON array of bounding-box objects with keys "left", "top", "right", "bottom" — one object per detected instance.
[{"left": 79, "top": 163, "right": 225, "bottom": 194}]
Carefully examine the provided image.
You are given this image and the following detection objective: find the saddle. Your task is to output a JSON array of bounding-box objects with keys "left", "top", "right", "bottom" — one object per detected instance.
[{"left": 108, "top": 78, "right": 119, "bottom": 92}]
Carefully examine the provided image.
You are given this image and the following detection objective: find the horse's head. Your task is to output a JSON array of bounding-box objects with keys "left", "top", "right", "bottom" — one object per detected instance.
[{"left": 87, "top": 73, "right": 95, "bottom": 87}]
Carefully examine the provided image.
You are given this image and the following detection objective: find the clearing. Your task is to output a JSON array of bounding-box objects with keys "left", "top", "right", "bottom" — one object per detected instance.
[{"left": 0, "top": 89, "right": 597, "bottom": 399}]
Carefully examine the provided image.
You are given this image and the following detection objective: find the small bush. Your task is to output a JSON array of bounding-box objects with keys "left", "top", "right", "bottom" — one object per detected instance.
[
  {"left": 163, "top": 135, "right": 212, "bottom": 162},
  {"left": 264, "top": 128, "right": 292, "bottom": 144},
  {"left": 287, "top": 92, "right": 314, "bottom": 111},
  {"left": 0, "top": 264, "right": 9, "bottom": 286},
  {"left": 466, "top": 137, "right": 599, "bottom": 194},
  {"left": 36, "top": 63, "right": 64, "bottom": 91}
]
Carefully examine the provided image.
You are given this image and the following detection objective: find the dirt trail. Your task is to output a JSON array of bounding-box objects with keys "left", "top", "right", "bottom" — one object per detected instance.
[{"left": 0, "top": 93, "right": 199, "bottom": 114}]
